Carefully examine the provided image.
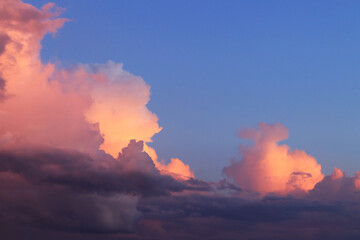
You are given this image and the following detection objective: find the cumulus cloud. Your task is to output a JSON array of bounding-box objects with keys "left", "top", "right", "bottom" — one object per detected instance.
[
  {"left": 0, "top": 0, "right": 193, "bottom": 179},
  {"left": 0, "top": 0, "right": 99, "bottom": 152},
  {"left": 0, "top": 0, "right": 196, "bottom": 236},
  {"left": 309, "top": 167, "right": 360, "bottom": 202},
  {"left": 223, "top": 122, "right": 324, "bottom": 195},
  {"left": 2, "top": 1, "right": 360, "bottom": 240},
  {"left": 156, "top": 158, "right": 195, "bottom": 180}
]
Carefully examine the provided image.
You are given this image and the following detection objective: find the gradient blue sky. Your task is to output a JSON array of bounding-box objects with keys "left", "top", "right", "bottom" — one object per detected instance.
[{"left": 26, "top": 0, "right": 360, "bottom": 181}]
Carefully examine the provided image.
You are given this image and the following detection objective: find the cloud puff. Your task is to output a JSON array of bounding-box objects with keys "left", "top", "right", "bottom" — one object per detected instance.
[
  {"left": 223, "top": 122, "right": 324, "bottom": 195},
  {"left": 309, "top": 167, "right": 360, "bottom": 202},
  {"left": 0, "top": 1, "right": 199, "bottom": 235},
  {"left": 0, "top": 0, "right": 193, "bottom": 179},
  {"left": 0, "top": 0, "right": 100, "bottom": 152},
  {"left": 156, "top": 158, "right": 195, "bottom": 180}
]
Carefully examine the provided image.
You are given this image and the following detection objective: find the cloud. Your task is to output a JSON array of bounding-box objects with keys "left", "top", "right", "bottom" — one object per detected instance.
[
  {"left": 0, "top": 33, "right": 10, "bottom": 55},
  {"left": 0, "top": 149, "right": 140, "bottom": 234},
  {"left": 0, "top": 0, "right": 193, "bottom": 179},
  {"left": 223, "top": 122, "right": 324, "bottom": 195},
  {"left": 135, "top": 194, "right": 360, "bottom": 240},
  {"left": 0, "top": 139, "right": 198, "bottom": 235},
  {"left": 0, "top": 0, "right": 67, "bottom": 37},
  {"left": 156, "top": 158, "right": 195, "bottom": 180},
  {"left": 0, "top": 0, "right": 99, "bottom": 152},
  {"left": 2, "top": 1, "right": 360, "bottom": 240},
  {"left": 309, "top": 167, "right": 360, "bottom": 202},
  {"left": 0, "top": 1, "right": 199, "bottom": 235}
]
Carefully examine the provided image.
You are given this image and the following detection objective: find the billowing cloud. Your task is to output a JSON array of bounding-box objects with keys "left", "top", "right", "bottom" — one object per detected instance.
[
  {"left": 156, "top": 158, "right": 195, "bottom": 180},
  {"left": 0, "top": 0, "right": 197, "bottom": 236},
  {"left": 309, "top": 167, "right": 360, "bottom": 202},
  {"left": 2, "top": 1, "right": 360, "bottom": 240},
  {"left": 223, "top": 122, "right": 324, "bottom": 195},
  {"left": 0, "top": 0, "right": 193, "bottom": 179},
  {"left": 0, "top": 0, "right": 99, "bottom": 152}
]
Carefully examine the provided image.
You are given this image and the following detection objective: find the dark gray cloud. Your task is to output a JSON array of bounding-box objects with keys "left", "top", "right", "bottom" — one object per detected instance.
[
  {"left": 134, "top": 194, "right": 360, "bottom": 240},
  {"left": 0, "top": 141, "right": 192, "bottom": 197},
  {"left": 2, "top": 141, "right": 360, "bottom": 240},
  {"left": 0, "top": 140, "right": 201, "bottom": 235}
]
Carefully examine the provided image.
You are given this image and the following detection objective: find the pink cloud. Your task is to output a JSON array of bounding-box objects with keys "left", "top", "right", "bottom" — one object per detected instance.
[{"left": 223, "top": 122, "right": 324, "bottom": 195}]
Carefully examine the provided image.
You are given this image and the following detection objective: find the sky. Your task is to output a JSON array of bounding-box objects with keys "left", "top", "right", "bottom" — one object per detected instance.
[
  {"left": 24, "top": 0, "right": 360, "bottom": 180},
  {"left": 1, "top": 1, "right": 360, "bottom": 239}
]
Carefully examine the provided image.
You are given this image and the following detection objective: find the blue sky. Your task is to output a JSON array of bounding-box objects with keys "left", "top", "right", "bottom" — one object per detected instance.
[{"left": 26, "top": 0, "right": 360, "bottom": 180}]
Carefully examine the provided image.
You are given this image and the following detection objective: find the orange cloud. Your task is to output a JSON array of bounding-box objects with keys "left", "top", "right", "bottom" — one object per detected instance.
[
  {"left": 0, "top": 0, "right": 193, "bottom": 179},
  {"left": 331, "top": 167, "right": 344, "bottom": 180},
  {"left": 223, "top": 122, "right": 324, "bottom": 195},
  {"left": 156, "top": 158, "right": 194, "bottom": 180}
]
